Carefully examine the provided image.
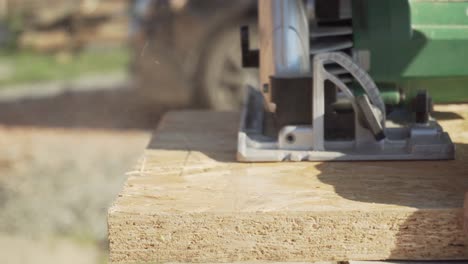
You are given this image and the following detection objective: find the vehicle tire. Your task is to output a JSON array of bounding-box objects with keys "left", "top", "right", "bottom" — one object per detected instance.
[{"left": 198, "top": 22, "right": 259, "bottom": 111}]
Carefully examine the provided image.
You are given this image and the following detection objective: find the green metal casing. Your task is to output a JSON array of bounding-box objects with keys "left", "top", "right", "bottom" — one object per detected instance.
[{"left": 352, "top": 0, "right": 468, "bottom": 103}]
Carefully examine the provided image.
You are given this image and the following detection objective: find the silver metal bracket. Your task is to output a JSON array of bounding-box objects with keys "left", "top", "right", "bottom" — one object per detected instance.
[{"left": 237, "top": 52, "right": 455, "bottom": 162}]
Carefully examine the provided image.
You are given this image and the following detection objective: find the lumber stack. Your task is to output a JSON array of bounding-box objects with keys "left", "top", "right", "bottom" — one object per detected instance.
[
  {"left": 6, "top": 0, "right": 129, "bottom": 51},
  {"left": 108, "top": 104, "right": 468, "bottom": 263},
  {"left": 75, "top": 0, "right": 128, "bottom": 46}
]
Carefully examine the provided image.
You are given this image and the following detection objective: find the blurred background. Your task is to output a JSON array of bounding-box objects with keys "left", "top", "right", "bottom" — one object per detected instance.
[
  {"left": 0, "top": 0, "right": 257, "bottom": 263},
  {"left": 2, "top": 0, "right": 468, "bottom": 263}
]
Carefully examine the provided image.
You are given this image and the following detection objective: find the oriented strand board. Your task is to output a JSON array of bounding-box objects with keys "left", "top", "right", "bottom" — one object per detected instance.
[{"left": 108, "top": 105, "right": 468, "bottom": 264}]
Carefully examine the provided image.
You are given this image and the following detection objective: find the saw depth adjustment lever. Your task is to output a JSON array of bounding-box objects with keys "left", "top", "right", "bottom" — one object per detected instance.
[{"left": 312, "top": 52, "right": 386, "bottom": 151}]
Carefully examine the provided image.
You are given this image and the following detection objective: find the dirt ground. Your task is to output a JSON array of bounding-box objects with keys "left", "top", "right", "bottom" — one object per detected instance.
[{"left": 0, "top": 75, "right": 165, "bottom": 263}]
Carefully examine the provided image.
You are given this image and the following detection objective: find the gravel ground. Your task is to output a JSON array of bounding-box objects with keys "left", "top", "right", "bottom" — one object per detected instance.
[
  {"left": 0, "top": 126, "right": 150, "bottom": 239},
  {"left": 0, "top": 75, "right": 160, "bottom": 263},
  {"left": 0, "top": 235, "right": 101, "bottom": 264},
  {"left": 0, "top": 126, "right": 150, "bottom": 263}
]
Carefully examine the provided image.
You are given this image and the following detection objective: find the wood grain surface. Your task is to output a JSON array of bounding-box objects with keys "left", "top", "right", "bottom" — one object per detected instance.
[{"left": 109, "top": 104, "right": 468, "bottom": 263}]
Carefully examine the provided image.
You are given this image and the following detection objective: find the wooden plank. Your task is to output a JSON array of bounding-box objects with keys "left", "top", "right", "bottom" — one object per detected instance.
[
  {"left": 79, "top": 0, "right": 128, "bottom": 18},
  {"left": 19, "top": 30, "right": 72, "bottom": 52},
  {"left": 78, "top": 18, "right": 128, "bottom": 45},
  {"left": 108, "top": 105, "right": 468, "bottom": 264}
]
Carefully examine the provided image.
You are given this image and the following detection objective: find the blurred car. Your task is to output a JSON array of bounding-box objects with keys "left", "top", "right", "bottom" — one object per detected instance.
[{"left": 130, "top": 0, "right": 258, "bottom": 110}]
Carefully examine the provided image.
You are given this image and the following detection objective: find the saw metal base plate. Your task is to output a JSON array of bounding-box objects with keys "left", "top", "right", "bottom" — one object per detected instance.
[{"left": 237, "top": 87, "right": 455, "bottom": 162}]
